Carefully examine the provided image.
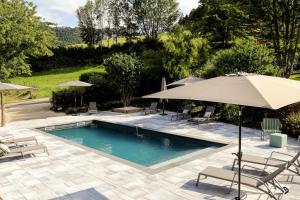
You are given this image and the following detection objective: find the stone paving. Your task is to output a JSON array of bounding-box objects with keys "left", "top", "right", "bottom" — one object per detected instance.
[{"left": 0, "top": 111, "right": 299, "bottom": 200}]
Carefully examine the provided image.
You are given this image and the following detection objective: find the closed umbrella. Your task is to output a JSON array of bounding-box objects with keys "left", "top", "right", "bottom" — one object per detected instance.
[
  {"left": 143, "top": 73, "right": 300, "bottom": 199},
  {"left": 160, "top": 77, "right": 168, "bottom": 115},
  {"left": 58, "top": 81, "right": 93, "bottom": 107},
  {"left": 0, "top": 83, "right": 33, "bottom": 126}
]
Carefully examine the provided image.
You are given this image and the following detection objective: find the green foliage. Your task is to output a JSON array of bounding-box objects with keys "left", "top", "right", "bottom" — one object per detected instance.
[
  {"left": 77, "top": 0, "right": 106, "bottom": 47},
  {"left": 162, "top": 26, "right": 211, "bottom": 79},
  {"left": 134, "top": 0, "right": 180, "bottom": 39},
  {"left": 53, "top": 27, "right": 82, "bottom": 46},
  {"left": 104, "top": 53, "right": 143, "bottom": 106},
  {"left": 180, "top": 0, "right": 247, "bottom": 49},
  {"left": 204, "top": 39, "right": 281, "bottom": 77},
  {"left": 282, "top": 112, "right": 300, "bottom": 137},
  {"left": 242, "top": 0, "right": 300, "bottom": 77},
  {"left": 0, "top": 0, "right": 56, "bottom": 80}
]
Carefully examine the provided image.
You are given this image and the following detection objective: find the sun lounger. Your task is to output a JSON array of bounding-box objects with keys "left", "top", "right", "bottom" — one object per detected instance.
[
  {"left": 196, "top": 164, "right": 288, "bottom": 200},
  {"left": 88, "top": 102, "right": 98, "bottom": 114},
  {"left": 261, "top": 118, "right": 281, "bottom": 140},
  {"left": 0, "top": 144, "right": 49, "bottom": 158},
  {"left": 171, "top": 109, "right": 191, "bottom": 120},
  {"left": 232, "top": 151, "right": 300, "bottom": 176},
  {"left": 189, "top": 106, "right": 215, "bottom": 125},
  {"left": 145, "top": 102, "right": 158, "bottom": 115},
  {"left": 0, "top": 136, "right": 38, "bottom": 146}
]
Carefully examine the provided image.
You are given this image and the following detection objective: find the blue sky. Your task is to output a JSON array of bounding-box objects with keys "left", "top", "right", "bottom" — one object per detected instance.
[{"left": 31, "top": 0, "right": 199, "bottom": 27}]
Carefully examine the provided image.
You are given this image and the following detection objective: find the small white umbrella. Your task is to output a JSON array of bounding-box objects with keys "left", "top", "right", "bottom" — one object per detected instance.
[
  {"left": 0, "top": 83, "right": 33, "bottom": 126},
  {"left": 144, "top": 73, "right": 300, "bottom": 199},
  {"left": 57, "top": 81, "right": 93, "bottom": 107}
]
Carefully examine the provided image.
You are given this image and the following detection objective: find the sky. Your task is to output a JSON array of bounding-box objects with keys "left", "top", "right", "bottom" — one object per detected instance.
[{"left": 31, "top": 0, "right": 199, "bottom": 27}]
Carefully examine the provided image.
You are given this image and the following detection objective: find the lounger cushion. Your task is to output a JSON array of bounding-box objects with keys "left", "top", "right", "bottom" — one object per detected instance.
[
  {"left": 200, "top": 166, "right": 260, "bottom": 187},
  {"left": 241, "top": 154, "right": 285, "bottom": 167},
  {"left": 0, "top": 144, "right": 10, "bottom": 154}
]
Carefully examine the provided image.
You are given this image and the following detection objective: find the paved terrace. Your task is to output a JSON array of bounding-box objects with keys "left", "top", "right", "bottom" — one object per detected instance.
[{"left": 0, "top": 111, "right": 299, "bottom": 200}]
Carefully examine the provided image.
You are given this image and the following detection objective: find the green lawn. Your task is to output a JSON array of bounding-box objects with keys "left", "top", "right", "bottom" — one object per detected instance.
[{"left": 8, "top": 65, "right": 105, "bottom": 103}]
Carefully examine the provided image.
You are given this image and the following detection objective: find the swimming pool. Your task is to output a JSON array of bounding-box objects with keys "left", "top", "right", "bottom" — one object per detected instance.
[{"left": 44, "top": 121, "right": 225, "bottom": 167}]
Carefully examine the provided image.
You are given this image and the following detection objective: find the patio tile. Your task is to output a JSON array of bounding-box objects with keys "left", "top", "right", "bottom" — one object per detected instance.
[{"left": 0, "top": 111, "right": 298, "bottom": 200}]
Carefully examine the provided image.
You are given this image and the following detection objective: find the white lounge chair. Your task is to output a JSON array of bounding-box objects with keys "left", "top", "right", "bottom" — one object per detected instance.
[
  {"left": 189, "top": 106, "right": 215, "bottom": 125},
  {"left": 232, "top": 151, "right": 300, "bottom": 176},
  {"left": 0, "top": 135, "right": 38, "bottom": 146},
  {"left": 145, "top": 102, "right": 158, "bottom": 115},
  {"left": 196, "top": 164, "right": 288, "bottom": 200},
  {"left": 0, "top": 143, "right": 49, "bottom": 159},
  {"left": 88, "top": 102, "right": 98, "bottom": 114}
]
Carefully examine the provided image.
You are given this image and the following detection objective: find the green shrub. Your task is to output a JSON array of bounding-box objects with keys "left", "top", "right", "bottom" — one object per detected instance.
[
  {"left": 204, "top": 38, "right": 281, "bottom": 77},
  {"left": 104, "top": 53, "right": 143, "bottom": 106},
  {"left": 162, "top": 25, "right": 211, "bottom": 79},
  {"left": 282, "top": 112, "right": 300, "bottom": 137}
]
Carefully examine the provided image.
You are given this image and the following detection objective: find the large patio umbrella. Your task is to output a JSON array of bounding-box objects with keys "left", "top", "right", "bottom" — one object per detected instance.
[
  {"left": 0, "top": 83, "right": 33, "bottom": 126},
  {"left": 160, "top": 77, "right": 168, "bottom": 115},
  {"left": 143, "top": 73, "right": 300, "bottom": 199},
  {"left": 167, "top": 76, "right": 204, "bottom": 88},
  {"left": 58, "top": 81, "right": 93, "bottom": 107}
]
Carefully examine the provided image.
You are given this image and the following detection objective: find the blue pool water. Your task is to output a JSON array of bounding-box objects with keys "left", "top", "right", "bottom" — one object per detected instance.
[{"left": 47, "top": 121, "right": 223, "bottom": 166}]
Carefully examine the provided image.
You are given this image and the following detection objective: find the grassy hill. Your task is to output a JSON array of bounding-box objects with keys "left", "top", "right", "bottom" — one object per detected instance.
[{"left": 7, "top": 65, "right": 105, "bottom": 103}]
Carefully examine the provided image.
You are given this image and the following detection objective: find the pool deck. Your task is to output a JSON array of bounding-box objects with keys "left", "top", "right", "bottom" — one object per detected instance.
[{"left": 0, "top": 111, "right": 299, "bottom": 200}]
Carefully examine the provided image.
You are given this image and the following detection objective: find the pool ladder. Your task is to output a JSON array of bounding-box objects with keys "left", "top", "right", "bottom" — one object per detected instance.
[{"left": 136, "top": 126, "right": 143, "bottom": 138}]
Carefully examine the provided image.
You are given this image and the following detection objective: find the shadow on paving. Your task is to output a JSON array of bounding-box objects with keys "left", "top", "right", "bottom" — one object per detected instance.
[{"left": 50, "top": 188, "right": 109, "bottom": 200}]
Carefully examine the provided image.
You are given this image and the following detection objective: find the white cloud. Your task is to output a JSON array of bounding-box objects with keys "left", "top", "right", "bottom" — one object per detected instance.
[{"left": 30, "top": 0, "right": 199, "bottom": 27}]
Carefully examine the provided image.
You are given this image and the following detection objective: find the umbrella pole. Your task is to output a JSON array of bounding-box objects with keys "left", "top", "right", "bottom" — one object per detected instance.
[
  {"left": 1, "top": 92, "right": 4, "bottom": 127},
  {"left": 235, "top": 105, "right": 243, "bottom": 200}
]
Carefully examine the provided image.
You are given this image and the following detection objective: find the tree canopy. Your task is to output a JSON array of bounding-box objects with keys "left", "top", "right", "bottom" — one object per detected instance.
[{"left": 0, "top": 0, "right": 56, "bottom": 80}]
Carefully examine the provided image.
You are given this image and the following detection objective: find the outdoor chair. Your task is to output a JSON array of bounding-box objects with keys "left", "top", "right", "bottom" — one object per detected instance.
[
  {"left": 0, "top": 143, "right": 49, "bottom": 159},
  {"left": 232, "top": 151, "right": 300, "bottom": 176},
  {"left": 88, "top": 102, "right": 98, "bottom": 114},
  {"left": 261, "top": 118, "right": 281, "bottom": 140},
  {"left": 196, "top": 164, "right": 288, "bottom": 200},
  {"left": 171, "top": 105, "right": 192, "bottom": 121},
  {"left": 188, "top": 106, "right": 215, "bottom": 126},
  {"left": 0, "top": 135, "right": 38, "bottom": 147},
  {"left": 145, "top": 102, "right": 158, "bottom": 115}
]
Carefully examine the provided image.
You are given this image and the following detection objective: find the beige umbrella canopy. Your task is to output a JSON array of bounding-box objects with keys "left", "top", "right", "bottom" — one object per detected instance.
[
  {"left": 0, "top": 82, "right": 33, "bottom": 126},
  {"left": 167, "top": 76, "right": 204, "bottom": 88},
  {"left": 144, "top": 74, "right": 300, "bottom": 109},
  {"left": 143, "top": 73, "right": 300, "bottom": 199},
  {"left": 58, "top": 81, "right": 93, "bottom": 107}
]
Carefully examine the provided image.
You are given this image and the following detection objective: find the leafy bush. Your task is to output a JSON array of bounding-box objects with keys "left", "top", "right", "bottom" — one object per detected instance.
[
  {"left": 80, "top": 72, "right": 119, "bottom": 104},
  {"left": 282, "top": 112, "right": 300, "bottom": 137},
  {"left": 104, "top": 53, "right": 143, "bottom": 106},
  {"left": 162, "top": 26, "right": 211, "bottom": 79},
  {"left": 203, "top": 38, "right": 282, "bottom": 77}
]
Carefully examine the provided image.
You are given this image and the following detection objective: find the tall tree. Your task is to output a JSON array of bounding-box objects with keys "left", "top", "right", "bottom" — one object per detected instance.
[
  {"left": 119, "top": 0, "right": 138, "bottom": 42},
  {"left": 77, "top": 0, "right": 107, "bottom": 48},
  {"left": 77, "top": 0, "right": 99, "bottom": 47},
  {"left": 108, "top": 0, "right": 122, "bottom": 44},
  {"left": 181, "top": 0, "right": 247, "bottom": 49},
  {"left": 134, "top": 0, "right": 180, "bottom": 39},
  {"left": 244, "top": 0, "right": 300, "bottom": 77},
  {"left": 0, "top": 0, "right": 56, "bottom": 80}
]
